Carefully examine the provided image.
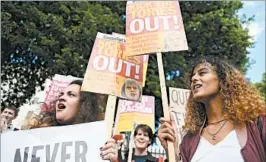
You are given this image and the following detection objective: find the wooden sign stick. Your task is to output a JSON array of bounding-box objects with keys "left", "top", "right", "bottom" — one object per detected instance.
[
  {"left": 127, "top": 128, "right": 135, "bottom": 162},
  {"left": 156, "top": 52, "right": 176, "bottom": 162},
  {"left": 104, "top": 95, "right": 117, "bottom": 138}
]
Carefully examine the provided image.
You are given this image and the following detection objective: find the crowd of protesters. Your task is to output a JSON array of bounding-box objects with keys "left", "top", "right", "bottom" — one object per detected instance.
[
  {"left": 1, "top": 56, "right": 265, "bottom": 162},
  {"left": 99, "top": 56, "right": 266, "bottom": 162}
]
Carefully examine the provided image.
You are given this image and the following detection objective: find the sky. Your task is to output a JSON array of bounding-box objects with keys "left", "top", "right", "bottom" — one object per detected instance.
[{"left": 238, "top": 1, "right": 265, "bottom": 83}]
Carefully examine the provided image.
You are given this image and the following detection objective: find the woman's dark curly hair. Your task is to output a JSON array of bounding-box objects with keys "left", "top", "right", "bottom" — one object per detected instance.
[{"left": 184, "top": 55, "right": 266, "bottom": 133}]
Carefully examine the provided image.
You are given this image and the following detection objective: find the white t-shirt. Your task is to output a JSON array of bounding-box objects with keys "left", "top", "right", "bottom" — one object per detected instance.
[{"left": 191, "top": 130, "right": 244, "bottom": 162}]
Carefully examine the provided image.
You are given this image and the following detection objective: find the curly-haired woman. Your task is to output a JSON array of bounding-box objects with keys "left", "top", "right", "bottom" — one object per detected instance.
[{"left": 158, "top": 56, "right": 266, "bottom": 162}]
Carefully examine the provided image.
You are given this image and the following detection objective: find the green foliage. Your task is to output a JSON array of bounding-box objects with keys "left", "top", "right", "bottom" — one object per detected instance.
[
  {"left": 253, "top": 73, "right": 266, "bottom": 100},
  {"left": 1, "top": 1, "right": 254, "bottom": 107},
  {"left": 1, "top": 1, "right": 124, "bottom": 107}
]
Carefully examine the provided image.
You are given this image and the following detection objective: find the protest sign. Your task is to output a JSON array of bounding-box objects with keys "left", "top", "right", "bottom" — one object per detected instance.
[
  {"left": 126, "top": 1, "right": 188, "bottom": 56},
  {"left": 1, "top": 121, "right": 108, "bottom": 162},
  {"left": 169, "top": 87, "right": 190, "bottom": 112},
  {"left": 112, "top": 32, "right": 149, "bottom": 87},
  {"left": 169, "top": 87, "right": 190, "bottom": 144},
  {"left": 125, "top": 1, "right": 189, "bottom": 161},
  {"left": 125, "top": 2, "right": 189, "bottom": 161},
  {"left": 81, "top": 32, "right": 147, "bottom": 101},
  {"left": 42, "top": 74, "right": 81, "bottom": 111},
  {"left": 114, "top": 95, "right": 154, "bottom": 134},
  {"left": 102, "top": 33, "right": 149, "bottom": 138}
]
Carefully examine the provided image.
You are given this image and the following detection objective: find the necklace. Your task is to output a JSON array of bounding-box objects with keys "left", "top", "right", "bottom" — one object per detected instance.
[
  {"left": 205, "top": 120, "right": 228, "bottom": 140},
  {"left": 207, "top": 119, "right": 227, "bottom": 125}
]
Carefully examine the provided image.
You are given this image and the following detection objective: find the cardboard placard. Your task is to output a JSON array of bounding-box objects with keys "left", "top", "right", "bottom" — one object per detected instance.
[
  {"left": 114, "top": 95, "right": 155, "bottom": 134},
  {"left": 42, "top": 74, "right": 81, "bottom": 111},
  {"left": 1, "top": 121, "right": 108, "bottom": 162},
  {"left": 169, "top": 87, "right": 190, "bottom": 144},
  {"left": 81, "top": 32, "right": 147, "bottom": 101},
  {"left": 126, "top": 1, "right": 188, "bottom": 56}
]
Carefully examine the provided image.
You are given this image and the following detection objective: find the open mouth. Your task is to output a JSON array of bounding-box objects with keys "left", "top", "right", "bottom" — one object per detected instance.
[
  {"left": 57, "top": 103, "right": 66, "bottom": 110},
  {"left": 193, "top": 84, "right": 202, "bottom": 90}
]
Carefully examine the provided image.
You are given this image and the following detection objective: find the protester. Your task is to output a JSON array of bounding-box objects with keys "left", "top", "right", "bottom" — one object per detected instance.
[
  {"left": 23, "top": 79, "right": 105, "bottom": 129},
  {"left": 121, "top": 78, "right": 142, "bottom": 101},
  {"left": 158, "top": 56, "right": 266, "bottom": 162},
  {"left": 62, "top": 80, "right": 106, "bottom": 124},
  {"left": 0, "top": 106, "right": 19, "bottom": 133},
  {"left": 100, "top": 124, "right": 163, "bottom": 162},
  {"left": 55, "top": 79, "right": 83, "bottom": 125}
]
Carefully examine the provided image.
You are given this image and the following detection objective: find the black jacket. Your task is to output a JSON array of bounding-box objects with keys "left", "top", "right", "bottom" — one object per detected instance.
[{"left": 118, "top": 148, "right": 159, "bottom": 162}]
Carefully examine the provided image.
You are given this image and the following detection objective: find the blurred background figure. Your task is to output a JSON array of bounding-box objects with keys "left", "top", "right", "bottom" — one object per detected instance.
[{"left": 0, "top": 106, "right": 19, "bottom": 133}]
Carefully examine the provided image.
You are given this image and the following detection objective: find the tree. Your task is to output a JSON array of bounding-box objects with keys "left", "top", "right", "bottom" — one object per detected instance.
[
  {"left": 1, "top": 1, "right": 124, "bottom": 107},
  {"left": 253, "top": 73, "right": 266, "bottom": 100},
  {"left": 1, "top": 1, "right": 254, "bottom": 108}
]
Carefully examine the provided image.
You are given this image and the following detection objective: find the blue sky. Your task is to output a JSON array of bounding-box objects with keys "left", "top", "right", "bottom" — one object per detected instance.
[{"left": 238, "top": 1, "right": 265, "bottom": 83}]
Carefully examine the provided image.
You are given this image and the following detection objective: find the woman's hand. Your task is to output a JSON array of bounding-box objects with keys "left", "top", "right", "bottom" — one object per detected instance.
[
  {"left": 158, "top": 115, "right": 178, "bottom": 150},
  {"left": 100, "top": 136, "right": 122, "bottom": 162},
  {"left": 158, "top": 115, "right": 181, "bottom": 161}
]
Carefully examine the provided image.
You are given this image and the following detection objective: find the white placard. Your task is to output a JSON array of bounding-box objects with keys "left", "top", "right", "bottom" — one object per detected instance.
[
  {"left": 169, "top": 87, "right": 190, "bottom": 113},
  {"left": 169, "top": 87, "right": 190, "bottom": 144},
  {"left": 1, "top": 121, "right": 108, "bottom": 162}
]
